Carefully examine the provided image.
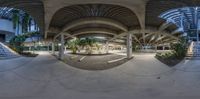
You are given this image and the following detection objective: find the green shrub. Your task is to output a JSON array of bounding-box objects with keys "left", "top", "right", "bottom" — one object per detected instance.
[
  {"left": 67, "top": 38, "right": 97, "bottom": 54},
  {"left": 9, "top": 32, "right": 40, "bottom": 53},
  {"left": 156, "top": 38, "right": 187, "bottom": 60},
  {"left": 170, "top": 38, "right": 187, "bottom": 58}
]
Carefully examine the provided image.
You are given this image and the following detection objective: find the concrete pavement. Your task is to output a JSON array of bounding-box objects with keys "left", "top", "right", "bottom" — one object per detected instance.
[{"left": 0, "top": 52, "right": 200, "bottom": 99}]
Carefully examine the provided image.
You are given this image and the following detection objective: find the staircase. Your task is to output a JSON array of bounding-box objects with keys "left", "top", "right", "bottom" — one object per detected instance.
[
  {"left": 186, "top": 41, "right": 200, "bottom": 59},
  {"left": 0, "top": 42, "right": 19, "bottom": 58}
]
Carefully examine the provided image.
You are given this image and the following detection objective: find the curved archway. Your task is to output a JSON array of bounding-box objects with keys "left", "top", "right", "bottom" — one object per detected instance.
[
  {"left": 0, "top": 0, "right": 44, "bottom": 34},
  {"left": 146, "top": 0, "right": 187, "bottom": 27},
  {"left": 0, "top": 7, "right": 41, "bottom": 42},
  {"left": 48, "top": 4, "right": 141, "bottom": 38},
  {"left": 0, "top": 6, "right": 43, "bottom": 58}
]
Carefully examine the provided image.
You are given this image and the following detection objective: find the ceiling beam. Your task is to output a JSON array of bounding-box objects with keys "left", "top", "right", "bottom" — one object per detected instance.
[
  {"left": 62, "top": 17, "right": 128, "bottom": 32},
  {"left": 108, "top": 28, "right": 180, "bottom": 43},
  {"left": 54, "top": 17, "right": 128, "bottom": 39},
  {"left": 64, "top": 28, "right": 117, "bottom": 39},
  {"left": 72, "top": 28, "right": 117, "bottom": 36},
  {"left": 132, "top": 34, "right": 142, "bottom": 45},
  {"left": 139, "top": 33, "right": 154, "bottom": 40},
  {"left": 159, "top": 21, "right": 173, "bottom": 31}
]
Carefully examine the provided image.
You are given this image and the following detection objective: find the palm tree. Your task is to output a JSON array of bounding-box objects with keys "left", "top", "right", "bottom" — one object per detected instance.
[
  {"left": 67, "top": 38, "right": 97, "bottom": 54},
  {"left": 67, "top": 39, "right": 80, "bottom": 54},
  {"left": 12, "top": 9, "right": 34, "bottom": 35},
  {"left": 82, "top": 38, "right": 97, "bottom": 54},
  {"left": 22, "top": 13, "right": 30, "bottom": 33},
  {"left": 12, "top": 9, "right": 20, "bottom": 35}
]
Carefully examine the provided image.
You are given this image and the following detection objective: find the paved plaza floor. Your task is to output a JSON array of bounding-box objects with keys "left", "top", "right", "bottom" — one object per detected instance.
[
  {"left": 62, "top": 53, "right": 129, "bottom": 70},
  {"left": 0, "top": 52, "right": 200, "bottom": 99}
]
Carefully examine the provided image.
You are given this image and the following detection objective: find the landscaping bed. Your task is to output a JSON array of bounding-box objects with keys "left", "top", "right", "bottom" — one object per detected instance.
[
  {"left": 155, "top": 51, "right": 184, "bottom": 67},
  {"left": 155, "top": 38, "right": 187, "bottom": 67}
]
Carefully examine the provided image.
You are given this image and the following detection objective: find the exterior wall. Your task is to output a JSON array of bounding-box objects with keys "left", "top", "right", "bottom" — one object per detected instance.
[
  {"left": 0, "top": 18, "right": 40, "bottom": 43},
  {"left": 0, "top": 19, "right": 22, "bottom": 42},
  {"left": 0, "top": 19, "right": 15, "bottom": 33},
  {"left": 0, "top": 19, "right": 23, "bottom": 35},
  {"left": 5, "top": 32, "right": 15, "bottom": 42}
]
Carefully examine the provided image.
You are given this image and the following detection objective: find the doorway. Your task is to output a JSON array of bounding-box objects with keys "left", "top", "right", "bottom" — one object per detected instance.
[{"left": 0, "top": 34, "right": 5, "bottom": 42}]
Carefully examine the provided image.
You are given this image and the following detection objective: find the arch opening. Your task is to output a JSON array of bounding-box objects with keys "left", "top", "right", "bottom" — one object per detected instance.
[
  {"left": 49, "top": 4, "right": 140, "bottom": 39},
  {"left": 0, "top": 7, "right": 40, "bottom": 43},
  {"left": 160, "top": 7, "right": 200, "bottom": 42}
]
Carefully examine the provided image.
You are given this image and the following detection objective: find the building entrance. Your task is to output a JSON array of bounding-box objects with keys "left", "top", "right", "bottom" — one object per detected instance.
[{"left": 0, "top": 34, "right": 5, "bottom": 42}]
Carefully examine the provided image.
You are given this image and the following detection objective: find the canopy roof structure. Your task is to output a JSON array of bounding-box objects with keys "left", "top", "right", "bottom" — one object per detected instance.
[
  {"left": 160, "top": 7, "right": 200, "bottom": 33},
  {"left": 1, "top": 0, "right": 200, "bottom": 45},
  {"left": 0, "top": 0, "right": 44, "bottom": 34},
  {"left": 0, "top": 7, "right": 34, "bottom": 21},
  {"left": 0, "top": 7, "right": 13, "bottom": 20}
]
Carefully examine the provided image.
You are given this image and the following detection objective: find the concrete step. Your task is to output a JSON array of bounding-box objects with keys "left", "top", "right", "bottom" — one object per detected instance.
[
  {"left": 0, "top": 42, "right": 19, "bottom": 58},
  {"left": 185, "top": 57, "right": 200, "bottom": 60},
  {"left": 187, "top": 41, "right": 200, "bottom": 59}
]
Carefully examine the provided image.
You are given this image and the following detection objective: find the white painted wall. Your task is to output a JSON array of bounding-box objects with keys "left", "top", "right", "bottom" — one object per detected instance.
[
  {"left": 0, "top": 19, "right": 15, "bottom": 33},
  {"left": 0, "top": 19, "right": 23, "bottom": 42},
  {"left": 0, "top": 19, "right": 23, "bottom": 35},
  {"left": 0, "top": 19, "right": 38, "bottom": 42}
]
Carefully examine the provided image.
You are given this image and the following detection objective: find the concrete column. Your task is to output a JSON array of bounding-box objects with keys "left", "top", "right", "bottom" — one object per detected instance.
[
  {"left": 29, "top": 46, "right": 31, "bottom": 52},
  {"left": 105, "top": 42, "right": 109, "bottom": 54},
  {"left": 47, "top": 44, "right": 50, "bottom": 52},
  {"left": 127, "top": 33, "right": 132, "bottom": 59},
  {"left": 52, "top": 42, "right": 55, "bottom": 55},
  {"left": 64, "top": 46, "right": 67, "bottom": 54},
  {"left": 155, "top": 45, "right": 157, "bottom": 52},
  {"left": 197, "top": 31, "right": 199, "bottom": 42},
  {"left": 121, "top": 46, "right": 123, "bottom": 51},
  {"left": 59, "top": 34, "right": 65, "bottom": 60}
]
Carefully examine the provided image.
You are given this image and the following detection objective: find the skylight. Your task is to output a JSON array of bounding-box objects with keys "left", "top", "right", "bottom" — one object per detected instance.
[{"left": 160, "top": 7, "right": 200, "bottom": 33}]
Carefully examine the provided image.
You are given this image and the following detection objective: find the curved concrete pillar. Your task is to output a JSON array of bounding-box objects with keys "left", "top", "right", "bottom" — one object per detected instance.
[{"left": 52, "top": 42, "right": 55, "bottom": 55}]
